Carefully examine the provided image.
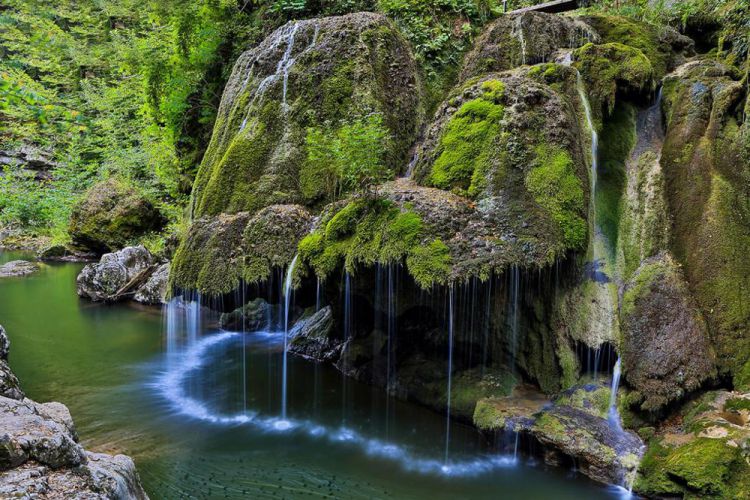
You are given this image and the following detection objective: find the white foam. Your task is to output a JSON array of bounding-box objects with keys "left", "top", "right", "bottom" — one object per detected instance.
[{"left": 153, "top": 331, "right": 521, "bottom": 478}]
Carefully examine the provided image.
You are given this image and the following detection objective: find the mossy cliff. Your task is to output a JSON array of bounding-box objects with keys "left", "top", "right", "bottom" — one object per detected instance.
[
  {"left": 460, "top": 11, "right": 599, "bottom": 82},
  {"left": 190, "top": 13, "right": 423, "bottom": 218},
  {"left": 170, "top": 204, "right": 311, "bottom": 295},
  {"left": 660, "top": 59, "right": 750, "bottom": 388}
]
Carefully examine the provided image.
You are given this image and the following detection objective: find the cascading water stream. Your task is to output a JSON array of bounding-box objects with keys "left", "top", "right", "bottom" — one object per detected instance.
[
  {"left": 444, "top": 285, "right": 455, "bottom": 467},
  {"left": 608, "top": 358, "right": 624, "bottom": 434},
  {"left": 509, "top": 265, "right": 520, "bottom": 371},
  {"left": 280, "top": 254, "right": 299, "bottom": 424}
]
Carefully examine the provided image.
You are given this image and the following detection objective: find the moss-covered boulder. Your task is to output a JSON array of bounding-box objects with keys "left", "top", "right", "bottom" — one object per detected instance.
[
  {"left": 190, "top": 13, "right": 423, "bottom": 218},
  {"left": 69, "top": 178, "right": 164, "bottom": 254},
  {"left": 170, "top": 204, "right": 312, "bottom": 295},
  {"left": 461, "top": 11, "right": 598, "bottom": 81},
  {"left": 636, "top": 391, "right": 750, "bottom": 498},
  {"left": 410, "top": 69, "right": 590, "bottom": 270},
  {"left": 660, "top": 59, "right": 750, "bottom": 387},
  {"left": 620, "top": 253, "right": 716, "bottom": 412},
  {"left": 578, "top": 14, "right": 694, "bottom": 81},
  {"left": 474, "top": 383, "right": 644, "bottom": 487}
]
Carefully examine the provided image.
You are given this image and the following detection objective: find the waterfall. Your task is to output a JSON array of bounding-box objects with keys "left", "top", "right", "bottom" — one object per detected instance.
[
  {"left": 444, "top": 285, "right": 455, "bottom": 467},
  {"left": 607, "top": 358, "right": 624, "bottom": 434},
  {"left": 280, "top": 254, "right": 298, "bottom": 424},
  {"left": 509, "top": 265, "right": 520, "bottom": 370},
  {"left": 576, "top": 71, "right": 599, "bottom": 196},
  {"left": 164, "top": 294, "right": 202, "bottom": 354},
  {"left": 514, "top": 18, "right": 527, "bottom": 65},
  {"left": 315, "top": 278, "right": 321, "bottom": 312}
]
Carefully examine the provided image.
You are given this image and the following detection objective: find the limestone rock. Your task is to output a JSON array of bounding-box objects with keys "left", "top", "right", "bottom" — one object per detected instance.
[
  {"left": 0, "top": 396, "right": 86, "bottom": 470},
  {"left": 620, "top": 253, "right": 716, "bottom": 412},
  {"left": 0, "top": 326, "right": 23, "bottom": 401},
  {"left": 289, "top": 306, "right": 340, "bottom": 362},
  {"left": 461, "top": 11, "right": 598, "bottom": 81},
  {"left": 0, "top": 260, "right": 39, "bottom": 278},
  {"left": 220, "top": 298, "right": 274, "bottom": 331},
  {"left": 171, "top": 204, "right": 311, "bottom": 296},
  {"left": 191, "top": 13, "right": 423, "bottom": 218},
  {"left": 133, "top": 262, "right": 170, "bottom": 305},
  {"left": 69, "top": 178, "right": 164, "bottom": 254},
  {"left": 77, "top": 246, "right": 161, "bottom": 303},
  {"left": 660, "top": 59, "right": 750, "bottom": 387}
]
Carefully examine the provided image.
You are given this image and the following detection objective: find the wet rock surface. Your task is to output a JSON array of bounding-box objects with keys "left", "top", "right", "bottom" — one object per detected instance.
[
  {"left": 0, "top": 325, "right": 148, "bottom": 498},
  {"left": 461, "top": 11, "right": 599, "bottom": 81},
  {"left": 220, "top": 298, "right": 275, "bottom": 331},
  {"left": 620, "top": 253, "right": 716, "bottom": 412},
  {"left": 77, "top": 246, "right": 167, "bottom": 304},
  {"left": 0, "top": 260, "right": 39, "bottom": 278},
  {"left": 474, "top": 383, "right": 644, "bottom": 487},
  {"left": 0, "top": 325, "right": 24, "bottom": 401},
  {"left": 289, "top": 306, "right": 339, "bottom": 362}
]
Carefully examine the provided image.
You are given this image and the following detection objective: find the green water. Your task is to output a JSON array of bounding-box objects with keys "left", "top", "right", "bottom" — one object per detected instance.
[{"left": 0, "top": 252, "right": 617, "bottom": 499}]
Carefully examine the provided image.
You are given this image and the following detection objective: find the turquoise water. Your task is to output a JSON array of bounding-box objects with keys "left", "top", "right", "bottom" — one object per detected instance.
[{"left": 0, "top": 252, "right": 617, "bottom": 498}]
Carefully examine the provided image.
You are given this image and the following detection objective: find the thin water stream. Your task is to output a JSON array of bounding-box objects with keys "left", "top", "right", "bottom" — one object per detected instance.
[{"left": 0, "top": 252, "right": 619, "bottom": 498}]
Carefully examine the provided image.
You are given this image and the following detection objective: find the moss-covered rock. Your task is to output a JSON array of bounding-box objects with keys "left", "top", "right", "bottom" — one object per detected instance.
[
  {"left": 411, "top": 69, "right": 590, "bottom": 272},
  {"left": 190, "top": 13, "right": 423, "bottom": 218},
  {"left": 660, "top": 59, "right": 750, "bottom": 386},
  {"left": 170, "top": 204, "right": 312, "bottom": 295},
  {"left": 69, "top": 178, "right": 164, "bottom": 254},
  {"left": 636, "top": 391, "right": 750, "bottom": 498},
  {"left": 620, "top": 253, "right": 716, "bottom": 413},
  {"left": 461, "top": 11, "right": 599, "bottom": 81},
  {"left": 572, "top": 42, "right": 655, "bottom": 120},
  {"left": 578, "top": 14, "right": 694, "bottom": 81}
]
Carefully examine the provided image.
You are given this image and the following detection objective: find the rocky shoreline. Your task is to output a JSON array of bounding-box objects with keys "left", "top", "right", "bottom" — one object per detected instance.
[{"left": 0, "top": 325, "right": 149, "bottom": 499}]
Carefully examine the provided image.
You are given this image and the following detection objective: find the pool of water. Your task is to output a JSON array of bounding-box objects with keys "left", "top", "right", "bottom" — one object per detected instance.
[{"left": 0, "top": 252, "right": 619, "bottom": 498}]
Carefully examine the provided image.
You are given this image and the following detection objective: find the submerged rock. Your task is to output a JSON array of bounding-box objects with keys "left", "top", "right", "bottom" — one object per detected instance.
[
  {"left": 77, "top": 246, "right": 167, "bottom": 303},
  {"left": 38, "top": 244, "right": 97, "bottom": 263},
  {"left": 69, "top": 178, "right": 164, "bottom": 254},
  {"left": 0, "top": 260, "right": 39, "bottom": 278},
  {"left": 0, "top": 324, "right": 148, "bottom": 498},
  {"left": 620, "top": 253, "right": 715, "bottom": 412}
]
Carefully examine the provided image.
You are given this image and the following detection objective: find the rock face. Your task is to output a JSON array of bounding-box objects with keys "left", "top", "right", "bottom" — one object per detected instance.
[
  {"left": 474, "top": 383, "right": 644, "bottom": 487},
  {"left": 0, "top": 325, "right": 24, "bottom": 401},
  {"left": 289, "top": 306, "right": 339, "bottom": 362},
  {"left": 659, "top": 59, "right": 750, "bottom": 388},
  {"left": 0, "top": 260, "right": 39, "bottom": 278},
  {"left": 0, "top": 325, "right": 148, "bottom": 498},
  {"left": 220, "top": 298, "right": 274, "bottom": 331},
  {"left": 69, "top": 178, "right": 164, "bottom": 254},
  {"left": 0, "top": 145, "right": 57, "bottom": 181},
  {"left": 171, "top": 204, "right": 312, "bottom": 295},
  {"left": 636, "top": 390, "right": 750, "bottom": 498},
  {"left": 190, "top": 13, "right": 423, "bottom": 218},
  {"left": 620, "top": 253, "right": 715, "bottom": 412},
  {"left": 77, "top": 246, "right": 167, "bottom": 304},
  {"left": 461, "top": 11, "right": 599, "bottom": 81}
]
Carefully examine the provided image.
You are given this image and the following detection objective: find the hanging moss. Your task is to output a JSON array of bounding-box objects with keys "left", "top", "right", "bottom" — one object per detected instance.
[
  {"left": 428, "top": 79, "right": 506, "bottom": 196},
  {"left": 298, "top": 198, "right": 452, "bottom": 289},
  {"left": 525, "top": 145, "right": 587, "bottom": 250}
]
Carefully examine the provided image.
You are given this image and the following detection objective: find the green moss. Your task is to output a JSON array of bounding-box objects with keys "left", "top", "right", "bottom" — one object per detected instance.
[
  {"left": 620, "top": 257, "right": 669, "bottom": 318},
  {"left": 525, "top": 146, "right": 587, "bottom": 250},
  {"left": 637, "top": 437, "right": 750, "bottom": 498},
  {"left": 581, "top": 15, "right": 672, "bottom": 79},
  {"left": 533, "top": 413, "right": 567, "bottom": 440},
  {"left": 724, "top": 397, "right": 750, "bottom": 412},
  {"left": 298, "top": 198, "right": 452, "bottom": 289},
  {"left": 556, "top": 386, "right": 610, "bottom": 418},
  {"left": 428, "top": 80, "right": 505, "bottom": 196},
  {"left": 406, "top": 239, "right": 451, "bottom": 289},
  {"left": 473, "top": 398, "right": 506, "bottom": 431},
  {"left": 573, "top": 42, "right": 654, "bottom": 117},
  {"left": 737, "top": 360, "right": 750, "bottom": 391}
]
